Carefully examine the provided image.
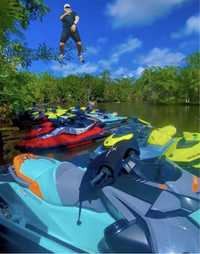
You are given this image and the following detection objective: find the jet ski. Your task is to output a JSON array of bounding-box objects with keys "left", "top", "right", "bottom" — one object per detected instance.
[
  {"left": 45, "top": 107, "right": 74, "bottom": 123},
  {"left": 92, "top": 119, "right": 200, "bottom": 176},
  {"left": 165, "top": 131, "right": 200, "bottom": 174},
  {"left": 91, "top": 120, "right": 175, "bottom": 162},
  {"left": 68, "top": 106, "right": 128, "bottom": 127},
  {"left": 0, "top": 144, "right": 199, "bottom": 253},
  {"left": 86, "top": 110, "right": 127, "bottom": 126},
  {"left": 24, "top": 121, "right": 55, "bottom": 140},
  {"left": 17, "top": 117, "right": 109, "bottom": 151},
  {"left": 23, "top": 114, "right": 96, "bottom": 140}
]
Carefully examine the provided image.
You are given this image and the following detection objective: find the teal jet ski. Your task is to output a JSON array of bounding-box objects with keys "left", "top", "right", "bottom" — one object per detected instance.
[
  {"left": 86, "top": 111, "right": 127, "bottom": 127},
  {"left": 70, "top": 106, "right": 128, "bottom": 127},
  {"left": 0, "top": 150, "right": 199, "bottom": 253}
]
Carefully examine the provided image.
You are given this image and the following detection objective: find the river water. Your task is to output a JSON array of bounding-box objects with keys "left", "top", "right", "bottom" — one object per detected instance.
[{"left": 99, "top": 103, "right": 200, "bottom": 133}]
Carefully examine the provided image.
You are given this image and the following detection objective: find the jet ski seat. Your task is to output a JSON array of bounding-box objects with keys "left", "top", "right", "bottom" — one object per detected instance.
[
  {"left": 55, "top": 162, "right": 84, "bottom": 206},
  {"left": 12, "top": 154, "right": 106, "bottom": 212},
  {"left": 55, "top": 162, "right": 109, "bottom": 212},
  {"left": 147, "top": 125, "right": 176, "bottom": 146}
]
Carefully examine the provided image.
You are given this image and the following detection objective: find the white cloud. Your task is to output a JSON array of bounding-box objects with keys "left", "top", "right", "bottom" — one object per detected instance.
[
  {"left": 86, "top": 46, "right": 100, "bottom": 56},
  {"left": 112, "top": 67, "right": 127, "bottom": 77},
  {"left": 112, "top": 37, "right": 142, "bottom": 62},
  {"left": 135, "top": 66, "right": 145, "bottom": 77},
  {"left": 51, "top": 60, "right": 135, "bottom": 79},
  {"left": 112, "top": 67, "right": 135, "bottom": 78},
  {"left": 139, "top": 48, "right": 185, "bottom": 67},
  {"left": 172, "top": 15, "right": 200, "bottom": 38},
  {"left": 51, "top": 62, "right": 98, "bottom": 76},
  {"left": 99, "top": 37, "right": 142, "bottom": 68},
  {"left": 106, "top": 0, "right": 188, "bottom": 28},
  {"left": 86, "top": 38, "right": 108, "bottom": 56},
  {"left": 186, "top": 15, "right": 200, "bottom": 34}
]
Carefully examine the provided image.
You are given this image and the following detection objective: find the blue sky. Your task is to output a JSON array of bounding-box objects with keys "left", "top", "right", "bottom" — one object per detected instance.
[{"left": 24, "top": 0, "right": 199, "bottom": 78}]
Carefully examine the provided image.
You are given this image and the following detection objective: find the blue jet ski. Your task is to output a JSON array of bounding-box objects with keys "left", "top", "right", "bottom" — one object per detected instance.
[
  {"left": 0, "top": 140, "right": 199, "bottom": 253},
  {"left": 86, "top": 111, "right": 127, "bottom": 127},
  {"left": 69, "top": 106, "right": 128, "bottom": 127}
]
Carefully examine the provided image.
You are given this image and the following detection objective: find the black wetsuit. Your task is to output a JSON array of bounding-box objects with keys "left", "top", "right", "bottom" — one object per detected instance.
[{"left": 60, "top": 11, "right": 81, "bottom": 43}]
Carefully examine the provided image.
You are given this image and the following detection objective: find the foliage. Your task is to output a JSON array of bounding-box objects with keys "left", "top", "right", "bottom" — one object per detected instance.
[
  {"left": 134, "top": 52, "right": 200, "bottom": 104},
  {"left": 0, "top": 52, "right": 199, "bottom": 120},
  {"left": 0, "top": 0, "right": 49, "bottom": 41},
  {"left": 0, "top": 0, "right": 58, "bottom": 67},
  {"left": 0, "top": 1, "right": 199, "bottom": 120},
  {"left": 186, "top": 52, "right": 200, "bottom": 68}
]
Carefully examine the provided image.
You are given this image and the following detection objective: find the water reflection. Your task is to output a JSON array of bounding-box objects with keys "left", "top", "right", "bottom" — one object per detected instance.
[{"left": 99, "top": 103, "right": 200, "bottom": 133}]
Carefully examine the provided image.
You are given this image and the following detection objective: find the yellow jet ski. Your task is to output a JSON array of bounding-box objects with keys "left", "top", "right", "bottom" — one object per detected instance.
[
  {"left": 165, "top": 132, "right": 200, "bottom": 174},
  {"left": 45, "top": 107, "right": 74, "bottom": 121}
]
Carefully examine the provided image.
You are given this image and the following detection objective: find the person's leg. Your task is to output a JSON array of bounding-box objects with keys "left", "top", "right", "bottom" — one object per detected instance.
[
  {"left": 77, "top": 41, "right": 84, "bottom": 63},
  {"left": 71, "top": 29, "right": 85, "bottom": 63},
  {"left": 59, "top": 29, "right": 69, "bottom": 58},
  {"left": 76, "top": 41, "right": 83, "bottom": 56},
  {"left": 60, "top": 42, "right": 65, "bottom": 56}
]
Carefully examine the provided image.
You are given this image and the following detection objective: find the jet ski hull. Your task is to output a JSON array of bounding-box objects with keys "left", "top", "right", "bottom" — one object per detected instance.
[{"left": 17, "top": 127, "right": 109, "bottom": 150}]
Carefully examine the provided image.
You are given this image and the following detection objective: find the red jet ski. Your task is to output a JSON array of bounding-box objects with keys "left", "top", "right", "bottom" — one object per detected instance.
[
  {"left": 17, "top": 117, "right": 109, "bottom": 150},
  {"left": 24, "top": 121, "right": 54, "bottom": 139}
]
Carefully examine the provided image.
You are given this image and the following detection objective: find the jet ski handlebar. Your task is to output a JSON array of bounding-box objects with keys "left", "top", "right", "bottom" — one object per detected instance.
[{"left": 91, "top": 166, "right": 113, "bottom": 188}]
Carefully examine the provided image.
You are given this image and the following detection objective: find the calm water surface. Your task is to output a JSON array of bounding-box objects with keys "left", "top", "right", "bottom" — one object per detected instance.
[{"left": 100, "top": 103, "right": 200, "bottom": 133}]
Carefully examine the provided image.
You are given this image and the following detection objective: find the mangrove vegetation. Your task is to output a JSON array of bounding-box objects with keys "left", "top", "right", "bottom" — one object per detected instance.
[{"left": 0, "top": 0, "right": 199, "bottom": 122}]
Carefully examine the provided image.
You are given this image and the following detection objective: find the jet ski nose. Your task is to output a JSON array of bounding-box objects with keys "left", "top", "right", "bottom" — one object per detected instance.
[
  {"left": 12, "top": 154, "right": 43, "bottom": 199},
  {"left": 13, "top": 154, "right": 37, "bottom": 174}
]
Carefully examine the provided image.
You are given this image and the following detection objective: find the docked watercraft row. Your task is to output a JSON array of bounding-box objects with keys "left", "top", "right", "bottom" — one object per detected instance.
[
  {"left": 16, "top": 116, "right": 200, "bottom": 173},
  {"left": 17, "top": 115, "right": 111, "bottom": 150},
  {"left": 0, "top": 110, "right": 200, "bottom": 253},
  {"left": 28, "top": 105, "right": 128, "bottom": 127}
]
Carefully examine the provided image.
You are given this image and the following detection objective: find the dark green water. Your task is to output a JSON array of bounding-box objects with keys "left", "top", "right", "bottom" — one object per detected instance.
[{"left": 99, "top": 103, "right": 200, "bottom": 133}]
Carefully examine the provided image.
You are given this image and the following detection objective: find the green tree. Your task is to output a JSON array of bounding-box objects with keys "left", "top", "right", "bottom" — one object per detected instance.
[
  {"left": 178, "top": 52, "right": 200, "bottom": 104},
  {"left": 186, "top": 52, "right": 200, "bottom": 68}
]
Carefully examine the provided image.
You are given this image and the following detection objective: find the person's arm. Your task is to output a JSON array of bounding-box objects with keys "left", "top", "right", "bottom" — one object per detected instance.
[
  {"left": 60, "top": 13, "right": 68, "bottom": 21},
  {"left": 73, "top": 15, "right": 80, "bottom": 25},
  {"left": 71, "top": 15, "right": 80, "bottom": 32}
]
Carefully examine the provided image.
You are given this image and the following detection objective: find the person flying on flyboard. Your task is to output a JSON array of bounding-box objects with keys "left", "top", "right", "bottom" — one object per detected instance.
[{"left": 59, "top": 3, "right": 84, "bottom": 63}]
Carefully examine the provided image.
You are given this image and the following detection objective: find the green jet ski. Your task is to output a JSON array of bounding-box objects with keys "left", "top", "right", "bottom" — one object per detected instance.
[{"left": 0, "top": 148, "right": 200, "bottom": 253}]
